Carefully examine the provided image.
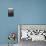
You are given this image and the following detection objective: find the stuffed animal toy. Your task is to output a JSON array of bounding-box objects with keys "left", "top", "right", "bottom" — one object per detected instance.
[{"left": 8, "top": 32, "right": 16, "bottom": 41}]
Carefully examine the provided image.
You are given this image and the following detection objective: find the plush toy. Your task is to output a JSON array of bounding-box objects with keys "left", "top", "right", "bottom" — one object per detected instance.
[
  {"left": 8, "top": 32, "right": 16, "bottom": 41},
  {"left": 8, "top": 32, "right": 16, "bottom": 46}
]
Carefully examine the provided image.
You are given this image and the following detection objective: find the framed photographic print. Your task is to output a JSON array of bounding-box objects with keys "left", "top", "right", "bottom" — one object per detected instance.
[{"left": 8, "top": 8, "right": 14, "bottom": 17}]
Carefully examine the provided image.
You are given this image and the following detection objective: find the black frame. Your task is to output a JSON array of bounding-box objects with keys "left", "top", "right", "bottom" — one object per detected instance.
[{"left": 8, "top": 8, "right": 14, "bottom": 17}]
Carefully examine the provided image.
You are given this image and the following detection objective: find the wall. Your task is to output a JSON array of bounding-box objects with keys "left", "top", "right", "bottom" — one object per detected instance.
[{"left": 0, "top": 0, "right": 46, "bottom": 44}]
